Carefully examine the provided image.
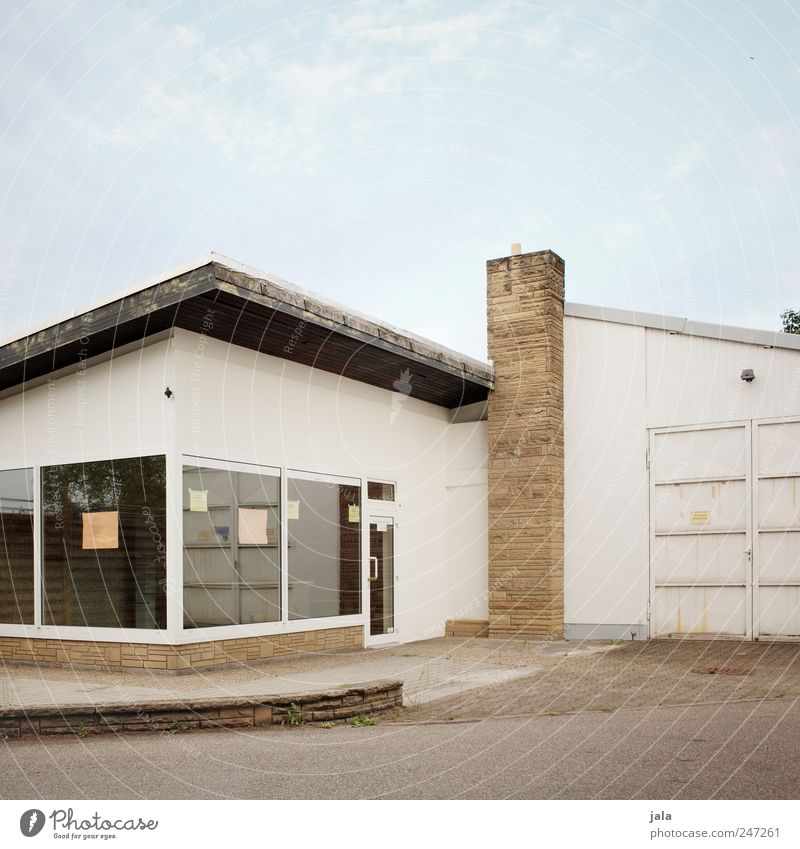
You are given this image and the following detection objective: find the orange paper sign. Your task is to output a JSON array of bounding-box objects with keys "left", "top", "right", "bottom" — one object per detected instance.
[{"left": 82, "top": 511, "right": 119, "bottom": 550}]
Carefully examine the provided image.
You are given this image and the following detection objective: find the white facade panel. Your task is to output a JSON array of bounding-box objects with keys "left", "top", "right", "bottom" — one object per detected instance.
[
  {"left": 651, "top": 426, "right": 748, "bottom": 482},
  {"left": 568, "top": 311, "right": 800, "bottom": 641},
  {"left": 444, "top": 421, "right": 489, "bottom": 627},
  {"left": 653, "top": 585, "right": 748, "bottom": 637},
  {"left": 757, "top": 419, "right": 800, "bottom": 477},
  {"left": 652, "top": 534, "right": 748, "bottom": 585},
  {"left": 653, "top": 480, "right": 748, "bottom": 534},
  {"left": 646, "top": 331, "right": 800, "bottom": 428},
  {"left": 564, "top": 317, "right": 649, "bottom": 635},
  {"left": 0, "top": 339, "right": 173, "bottom": 468}
]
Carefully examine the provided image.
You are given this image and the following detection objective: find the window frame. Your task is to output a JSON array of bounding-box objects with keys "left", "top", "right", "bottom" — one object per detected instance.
[
  {"left": 0, "top": 465, "right": 36, "bottom": 626},
  {"left": 181, "top": 457, "right": 282, "bottom": 630},
  {"left": 0, "top": 448, "right": 374, "bottom": 644},
  {"left": 366, "top": 478, "right": 398, "bottom": 504},
  {"left": 177, "top": 457, "right": 365, "bottom": 642},
  {"left": 0, "top": 444, "right": 174, "bottom": 643}
]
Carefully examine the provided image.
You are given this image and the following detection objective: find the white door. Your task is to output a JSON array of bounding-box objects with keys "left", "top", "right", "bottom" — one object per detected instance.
[
  {"left": 650, "top": 422, "right": 752, "bottom": 639},
  {"left": 754, "top": 419, "right": 800, "bottom": 638},
  {"left": 365, "top": 515, "right": 396, "bottom": 645}
]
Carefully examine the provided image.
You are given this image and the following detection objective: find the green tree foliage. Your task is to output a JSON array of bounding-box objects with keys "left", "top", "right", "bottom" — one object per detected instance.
[{"left": 781, "top": 309, "right": 800, "bottom": 334}]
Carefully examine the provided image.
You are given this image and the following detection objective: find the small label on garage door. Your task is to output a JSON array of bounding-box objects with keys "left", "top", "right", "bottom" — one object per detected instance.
[{"left": 690, "top": 510, "right": 711, "bottom": 525}]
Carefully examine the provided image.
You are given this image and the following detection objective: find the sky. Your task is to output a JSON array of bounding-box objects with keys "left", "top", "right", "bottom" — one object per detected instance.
[{"left": 0, "top": 0, "right": 797, "bottom": 361}]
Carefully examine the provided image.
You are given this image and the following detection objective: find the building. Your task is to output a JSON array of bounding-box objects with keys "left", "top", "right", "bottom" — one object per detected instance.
[{"left": 0, "top": 248, "right": 797, "bottom": 670}]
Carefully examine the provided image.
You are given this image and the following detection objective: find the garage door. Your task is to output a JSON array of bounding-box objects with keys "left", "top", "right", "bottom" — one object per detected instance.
[
  {"left": 754, "top": 419, "right": 800, "bottom": 638},
  {"left": 650, "top": 419, "right": 800, "bottom": 640},
  {"left": 650, "top": 423, "right": 751, "bottom": 639}
]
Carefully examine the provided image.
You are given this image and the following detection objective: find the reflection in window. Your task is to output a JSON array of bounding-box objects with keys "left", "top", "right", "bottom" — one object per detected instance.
[
  {"left": 367, "top": 481, "right": 395, "bottom": 502},
  {"left": 0, "top": 468, "right": 34, "bottom": 624},
  {"left": 287, "top": 477, "right": 361, "bottom": 620},
  {"left": 183, "top": 466, "right": 280, "bottom": 628},
  {"left": 41, "top": 456, "right": 167, "bottom": 628}
]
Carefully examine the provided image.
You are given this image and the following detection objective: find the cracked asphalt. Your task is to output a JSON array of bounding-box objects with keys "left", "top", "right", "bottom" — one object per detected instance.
[
  {"left": 0, "top": 698, "right": 797, "bottom": 799},
  {"left": 1, "top": 637, "right": 799, "bottom": 799}
]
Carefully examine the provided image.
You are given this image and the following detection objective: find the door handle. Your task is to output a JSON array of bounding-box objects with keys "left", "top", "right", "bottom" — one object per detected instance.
[{"left": 369, "top": 556, "right": 378, "bottom": 581}]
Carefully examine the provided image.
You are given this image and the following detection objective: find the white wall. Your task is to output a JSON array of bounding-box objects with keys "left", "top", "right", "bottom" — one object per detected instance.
[
  {"left": 565, "top": 315, "right": 800, "bottom": 637},
  {"left": 564, "top": 317, "right": 649, "bottom": 636},
  {"left": 0, "top": 340, "right": 176, "bottom": 642},
  {"left": 444, "top": 421, "right": 489, "bottom": 625},
  {"left": 0, "top": 327, "right": 491, "bottom": 645},
  {"left": 646, "top": 331, "right": 800, "bottom": 427},
  {"left": 0, "top": 339, "right": 173, "bottom": 468},
  {"left": 171, "top": 328, "right": 482, "bottom": 643}
]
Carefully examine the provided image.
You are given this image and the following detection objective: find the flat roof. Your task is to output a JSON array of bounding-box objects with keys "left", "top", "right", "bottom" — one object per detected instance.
[
  {"left": 0, "top": 253, "right": 493, "bottom": 409},
  {"left": 3, "top": 253, "right": 795, "bottom": 408},
  {"left": 565, "top": 302, "right": 800, "bottom": 352}
]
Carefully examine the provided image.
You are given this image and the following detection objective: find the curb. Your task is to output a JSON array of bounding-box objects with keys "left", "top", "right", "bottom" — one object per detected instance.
[{"left": 0, "top": 679, "right": 403, "bottom": 738}]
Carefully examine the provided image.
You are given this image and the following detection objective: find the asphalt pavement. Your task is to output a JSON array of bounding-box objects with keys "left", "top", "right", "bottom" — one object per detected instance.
[{"left": 1, "top": 697, "right": 797, "bottom": 799}]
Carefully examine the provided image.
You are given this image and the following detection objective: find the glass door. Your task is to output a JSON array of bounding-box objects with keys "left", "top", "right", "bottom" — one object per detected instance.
[{"left": 368, "top": 516, "right": 395, "bottom": 639}]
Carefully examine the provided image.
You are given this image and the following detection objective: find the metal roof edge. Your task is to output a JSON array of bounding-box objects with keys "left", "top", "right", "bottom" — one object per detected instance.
[
  {"left": 565, "top": 302, "right": 800, "bottom": 352},
  {"left": 0, "top": 252, "right": 494, "bottom": 386},
  {"left": 0, "top": 253, "right": 216, "bottom": 347},
  {"left": 209, "top": 255, "right": 494, "bottom": 383}
]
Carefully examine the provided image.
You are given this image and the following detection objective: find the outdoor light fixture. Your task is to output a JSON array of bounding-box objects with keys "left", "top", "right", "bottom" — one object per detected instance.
[{"left": 741, "top": 369, "right": 755, "bottom": 382}]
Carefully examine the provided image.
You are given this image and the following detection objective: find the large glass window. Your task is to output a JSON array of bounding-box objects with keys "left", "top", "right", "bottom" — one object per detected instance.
[
  {"left": 183, "top": 465, "right": 281, "bottom": 628},
  {"left": 287, "top": 475, "right": 361, "bottom": 620},
  {"left": 0, "top": 468, "right": 34, "bottom": 624},
  {"left": 41, "top": 455, "right": 167, "bottom": 629}
]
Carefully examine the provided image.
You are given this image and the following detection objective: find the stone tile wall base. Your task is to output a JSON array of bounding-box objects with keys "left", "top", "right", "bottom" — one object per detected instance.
[
  {"left": 445, "top": 619, "right": 490, "bottom": 638},
  {"left": 0, "top": 626, "right": 363, "bottom": 671}
]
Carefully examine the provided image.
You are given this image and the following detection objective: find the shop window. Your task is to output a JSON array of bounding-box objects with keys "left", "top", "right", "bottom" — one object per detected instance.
[
  {"left": 367, "top": 481, "right": 395, "bottom": 502},
  {"left": 41, "top": 456, "right": 167, "bottom": 629},
  {"left": 287, "top": 476, "right": 361, "bottom": 620},
  {"left": 0, "top": 468, "right": 34, "bottom": 624},
  {"left": 183, "top": 465, "right": 280, "bottom": 628}
]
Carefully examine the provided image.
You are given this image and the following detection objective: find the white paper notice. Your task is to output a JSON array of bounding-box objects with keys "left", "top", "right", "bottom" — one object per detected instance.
[
  {"left": 189, "top": 490, "right": 208, "bottom": 512},
  {"left": 238, "top": 507, "right": 270, "bottom": 545},
  {"left": 286, "top": 500, "right": 300, "bottom": 520}
]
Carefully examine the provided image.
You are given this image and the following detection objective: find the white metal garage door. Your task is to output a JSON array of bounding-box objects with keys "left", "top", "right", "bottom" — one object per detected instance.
[
  {"left": 650, "top": 419, "right": 800, "bottom": 640},
  {"left": 754, "top": 419, "right": 800, "bottom": 638},
  {"left": 650, "top": 422, "right": 751, "bottom": 639}
]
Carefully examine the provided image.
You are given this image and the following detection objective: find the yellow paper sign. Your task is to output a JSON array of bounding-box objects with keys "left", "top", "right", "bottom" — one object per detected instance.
[
  {"left": 348, "top": 505, "right": 360, "bottom": 523},
  {"left": 690, "top": 510, "right": 711, "bottom": 525},
  {"left": 189, "top": 489, "right": 208, "bottom": 512},
  {"left": 82, "top": 511, "right": 119, "bottom": 550},
  {"left": 287, "top": 500, "right": 300, "bottom": 520}
]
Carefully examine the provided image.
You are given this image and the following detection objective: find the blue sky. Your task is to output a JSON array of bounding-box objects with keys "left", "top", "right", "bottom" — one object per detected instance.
[{"left": 0, "top": 0, "right": 797, "bottom": 360}]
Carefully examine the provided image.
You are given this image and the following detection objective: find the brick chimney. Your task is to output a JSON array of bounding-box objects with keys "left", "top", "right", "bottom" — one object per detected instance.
[{"left": 486, "top": 249, "right": 565, "bottom": 638}]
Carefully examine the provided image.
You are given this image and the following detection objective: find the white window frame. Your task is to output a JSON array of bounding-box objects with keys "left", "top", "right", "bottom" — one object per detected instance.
[
  {"left": 366, "top": 478, "right": 398, "bottom": 506},
  {"left": 0, "top": 449, "right": 376, "bottom": 645},
  {"left": 0, "top": 444, "right": 176, "bottom": 644},
  {"left": 176, "top": 458, "right": 365, "bottom": 643}
]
